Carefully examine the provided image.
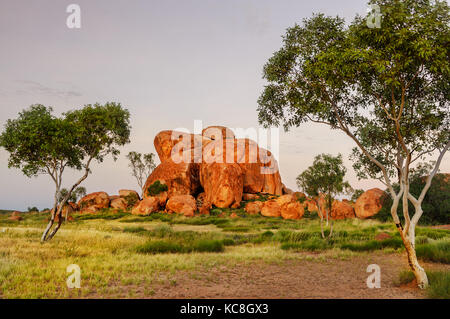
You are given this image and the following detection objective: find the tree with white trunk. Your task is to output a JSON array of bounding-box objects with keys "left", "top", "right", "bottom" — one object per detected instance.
[{"left": 257, "top": 0, "right": 449, "bottom": 288}]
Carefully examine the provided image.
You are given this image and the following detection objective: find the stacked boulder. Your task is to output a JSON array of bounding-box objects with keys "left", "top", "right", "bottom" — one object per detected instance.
[{"left": 137, "top": 126, "right": 287, "bottom": 217}]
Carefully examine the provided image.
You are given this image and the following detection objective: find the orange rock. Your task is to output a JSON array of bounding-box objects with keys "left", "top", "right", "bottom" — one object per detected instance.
[
  {"left": 261, "top": 200, "right": 281, "bottom": 218},
  {"left": 281, "top": 201, "right": 304, "bottom": 220},
  {"left": 109, "top": 195, "right": 120, "bottom": 201},
  {"left": 119, "top": 189, "right": 140, "bottom": 200},
  {"left": 78, "top": 192, "right": 110, "bottom": 214},
  {"left": 275, "top": 194, "right": 295, "bottom": 207},
  {"left": 200, "top": 162, "right": 243, "bottom": 208},
  {"left": 154, "top": 130, "right": 211, "bottom": 163},
  {"left": 165, "top": 195, "right": 197, "bottom": 217},
  {"left": 9, "top": 211, "right": 22, "bottom": 221},
  {"left": 202, "top": 126, "right": 235, "bottom": 140},
  {"left": 202, "top": 138, "right": 282, "bottom": 195},
  {"left": 143, "top": 159, "right": 201, "bottom": 198},
  {"left": 230, "top": 212, "right": 239, "bottom": 218},
  {"left": 293, "top": 192, "right": 306, "bottom": 200},
  {"left": 330, "top": 200, "right": 355, "bottom": 220},
  {"left": 110, "top": 197, "right": 128, "bottom": 210},
  {"left": 354, "top": 188, "right": 387, "bottom": 219},
  {"left": 131, "top": 197, "right": 160, "bottom": 215},
  {"left": 68, "top": 202, "right": 79, "bottom": 211},
  {"left": 244, "top": 201, "right": 264, "bottom": 215},
  {"left": 282, "top": 184, "right": 294, "bottom": 194},
  {"left": 304, "top": 198, "right": 318, "bottom": 213}
]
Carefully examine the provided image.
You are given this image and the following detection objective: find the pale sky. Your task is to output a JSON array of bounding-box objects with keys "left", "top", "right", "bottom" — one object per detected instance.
[{"left": 0, "top": 0, "right": 448, "bottom": 210}]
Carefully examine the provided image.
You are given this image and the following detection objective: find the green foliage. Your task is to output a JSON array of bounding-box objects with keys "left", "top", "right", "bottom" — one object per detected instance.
[
  {"left": 58, "top": 187, "right": 86, "bottom": 203},
  {"left": 27, "top": 207, "right": 39, "bottom": 212},
  {"left": 146, "top": 180, "right": 168, "bottom": 197},
  {"left": 375, "top": 173, "right": 450, "bottom": 225}
]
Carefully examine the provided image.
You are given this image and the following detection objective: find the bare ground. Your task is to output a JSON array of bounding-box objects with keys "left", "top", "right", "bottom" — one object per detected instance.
[{"left": 90, "top": 252, "right": 449, "bottom": 299}]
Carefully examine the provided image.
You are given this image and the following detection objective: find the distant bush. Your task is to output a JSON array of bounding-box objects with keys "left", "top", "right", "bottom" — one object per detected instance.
[
  {"left": 136, "top": 240, "right": 183, "bottom": 254},
  {"left": 146, "top": 180, "right": 168, "bottom": 196},
  {"left": 123, "top": 226, "right": 147, "bottom": 233},
  {"left": 192, "top": 239, "right": 224, "bottom": 253}
]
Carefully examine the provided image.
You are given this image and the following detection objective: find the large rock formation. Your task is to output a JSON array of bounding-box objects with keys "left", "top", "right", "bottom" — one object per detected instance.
[
  {"left": 354, "top": 188, "right": 386, "bottom": 219},
  {"left": 143, "top": 126, "right": 284, "bottom": 214}
]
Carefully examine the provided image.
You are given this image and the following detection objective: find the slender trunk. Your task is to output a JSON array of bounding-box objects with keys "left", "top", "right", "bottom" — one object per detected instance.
[
  {"left": 41, "top": 187, "right": 60, "bottom": 242},
  {"left": 395, "top": 223, "right": 428, "bottom": 289},
  {"left": 42, "top": 157, "right": 93, "bottom": 242},
  {"left": 316, "top": 199, "right": 325, "bottom": 239}
]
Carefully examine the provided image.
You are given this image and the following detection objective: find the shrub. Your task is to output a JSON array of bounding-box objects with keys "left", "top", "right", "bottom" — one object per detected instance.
[
  {"left": 149, "top": 224, "right": 174, "bottom": 238},
  {"left": 136, "top": 240, "right": 183, "bottom": 254},
  {"left": 416, "top": 241, "right": 450, "bottom": 264},
  {"left": 123, "top": 226, "right": 147, "bottom": 233},
  {"left": 340, "top": 238, "right": 403, "bottom": 252},
  {"left": 146, "top": 180, "right": 168, "bottom": 197},
  {"left": 281, "top": 238, "right": 332, "bottom": 251},
  {"left": 192, "top": 239, "right": 224, "bottom": 253},
  {"left": 123, "top": 192, "right": 139, "bottom": 207}
]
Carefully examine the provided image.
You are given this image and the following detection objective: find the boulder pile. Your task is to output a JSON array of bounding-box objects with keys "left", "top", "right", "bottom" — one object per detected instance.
[{"left": 42, "top": 126, "right": 388, "bottom": 221}]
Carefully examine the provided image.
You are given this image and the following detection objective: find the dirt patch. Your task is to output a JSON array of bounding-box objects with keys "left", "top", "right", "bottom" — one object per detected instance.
[
  {"left": 91, "top": 252, "right": 449, "bottom": 299},
  {"left": 374, "top": 232, "right": 391, "bottom": 241}
]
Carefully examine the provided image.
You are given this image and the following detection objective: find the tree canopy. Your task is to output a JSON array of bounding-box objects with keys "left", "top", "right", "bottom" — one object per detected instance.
[{"left": 0, "top": 102, "right": 131, "bottom": 241}]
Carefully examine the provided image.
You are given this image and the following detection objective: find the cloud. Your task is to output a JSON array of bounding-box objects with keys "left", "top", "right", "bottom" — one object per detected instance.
[{"left": 15, "top": 80, "right": 82, "bottom": 99}]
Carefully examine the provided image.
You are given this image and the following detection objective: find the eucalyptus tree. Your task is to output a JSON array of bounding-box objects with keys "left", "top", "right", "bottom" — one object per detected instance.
[
  {"left": 296, "top": 154, "right": 351, "bottom": 239},
  {"left": 126, "top": 151, "right": 157, "bottom": 195},
  {"left": 0, "top": 103, "right": 131, "bottom": 241},
  {"left": 257, "top": 0, "right": 449, "bottom": 288}
]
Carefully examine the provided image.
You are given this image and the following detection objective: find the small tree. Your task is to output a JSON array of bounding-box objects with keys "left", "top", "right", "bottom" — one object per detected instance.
[
  {"left": 126, "top": 151, "right": 157, "bottom": 195},
  {"left": 58, "top": 186, "right": 87, "bottom": 203},
  {"left": 0, "top": 103, "right": 131, "bottom": 241},
  {"left": 296, "top": 154, "right": 351, "bottom": 238}
]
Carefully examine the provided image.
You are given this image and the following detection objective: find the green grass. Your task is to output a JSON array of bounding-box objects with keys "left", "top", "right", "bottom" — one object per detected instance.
[
  {"left": 136, "top": 239, "right": 224, "bottom": 254},
  {"left": 0, "top": 206, "right": 449, "bottom": 298},
  {"left": 416, "top": 240, "right": 450, "bottom": 264},
  {"left": 396, "top": 270, "right": 450, "bottom": 299}
]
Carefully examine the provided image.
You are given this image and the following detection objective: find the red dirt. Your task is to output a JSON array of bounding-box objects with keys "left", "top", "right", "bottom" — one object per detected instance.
[{"left": 87, "top": 252, "right": 449, "bottom": 299}]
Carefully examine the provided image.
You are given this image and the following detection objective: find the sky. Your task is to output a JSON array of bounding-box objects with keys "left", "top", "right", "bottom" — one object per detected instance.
[{"left": 0, "top": 0, "right": 448, "bottom": 210}]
